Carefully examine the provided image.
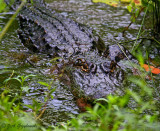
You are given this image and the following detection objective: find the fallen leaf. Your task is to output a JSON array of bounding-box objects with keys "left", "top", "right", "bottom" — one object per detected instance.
[
  {"left": 133, "top": 0, "right": 141, "bottom": 5},
  {"left": 111, "top": 3, "right": 118, "bottom": 7},
  {"left": 142, "top": 64, "right": 160, "bottom": 74}
]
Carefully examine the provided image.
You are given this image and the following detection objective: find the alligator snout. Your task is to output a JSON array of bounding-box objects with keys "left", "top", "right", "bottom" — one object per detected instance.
[
  {"left": 103, "top": 45, "right": 126, "bottom": 61},
  {"left": 100, "top": 60, "right": 117, "bottom": 73}
]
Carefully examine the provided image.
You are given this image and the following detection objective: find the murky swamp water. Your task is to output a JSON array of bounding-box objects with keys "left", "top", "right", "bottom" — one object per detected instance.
[{"left": 0, "top": 0, "right": 159, "bottom": 125}]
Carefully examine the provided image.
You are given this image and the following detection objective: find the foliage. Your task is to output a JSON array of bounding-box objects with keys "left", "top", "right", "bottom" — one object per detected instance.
[
  {"left": 0, "top": 74, "right": 39, "bottom": 131},
  {"left": 152, "top": 0, "right": 160, "bottom": 35},
  {"left": 92, "top": 0, "right": 160, "bottom": 36},
  {"left": 0, "top": 0, "right": 6, "bottom": 31},
  {"left": 127, "top": 0, "right": 160, "bottom": 32},
  {"left": 0, "top": 0, "right": 6, "bottom": 13},
  {"left": 0, "top": 0, "right": 26, "bottom": 40},
  {"left": 1, "top": 72, "right": 159, "bottom": 131},
  {"left": 92, "top": 0, "right": 142, "bottom": 7},
  {"left": 53, "top": 75, "right": 160, "bottom": 131},
  {"left": 0, "top": 91, "right": 39, "bottom": 131},
  {"left": 0, "top": 72, "right": 57, "bottom": 130}
]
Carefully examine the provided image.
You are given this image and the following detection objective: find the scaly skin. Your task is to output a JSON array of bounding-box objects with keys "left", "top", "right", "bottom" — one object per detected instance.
[
  {"left": 7, "top": 1, "right": 135, "bottom": 104},
  {"left": 18, "top": 3, "right": 105, "bottom": 56}
]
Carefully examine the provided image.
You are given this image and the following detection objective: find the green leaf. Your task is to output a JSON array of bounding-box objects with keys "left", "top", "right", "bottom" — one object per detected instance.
[
  {"left": 4, "top": 77, "right": 21, "bottom": 85},
  {"left": 49, "top": 88, "right": 56, "bottom": 95},
  {"left": 25, "top": 104, "right": 34, "bottom": 110},
  {"left": 38, "top": 81, "right": 49, "bottom": 87},
  {"left": 131, "top": 16, "right": 136, "bottom": 22},
  {"left": 21, "top": 86, "right": 29, "bottom": 93},
  {"left": 30, "top": 0, "right": 33, "bottom": 4},
  {"left": 113, "top": 105, "right": 119, "bottom": 111},
  {"left": 127, "top": 5, "right": 132, "bottom": 12},
  {"left": 135, "top": 9, "right": 140, "bottom": 17},
  {"left": 50, "top": 95, "right": 54, "bottom": 99},
  {"left": 24, "top": 74, "right": 36, "bottom": 81},
  {"left": 95, "top": 98, "right": 108, "bottom": 103},
  {"left": 127, "top": 90, "right": 141, "bottom": 103},
  {"left": 0, "top": 0, "right": 6, "bottom": 13}
]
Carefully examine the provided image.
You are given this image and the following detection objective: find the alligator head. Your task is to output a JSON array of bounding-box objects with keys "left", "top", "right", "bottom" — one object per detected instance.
[{"left": 64, "top": 44, "right": 134, "bottom": 100}]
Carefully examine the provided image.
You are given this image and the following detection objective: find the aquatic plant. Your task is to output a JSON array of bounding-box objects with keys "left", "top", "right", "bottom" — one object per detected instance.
[
  {"left": 92, "top": 0, "right": 160, "bottom": 37},
  {"left": 53, "top": 86, "right": 160, "bottom": 131},
  {"left": 152, "top": 0, "right": 160, "bottom": 36}
]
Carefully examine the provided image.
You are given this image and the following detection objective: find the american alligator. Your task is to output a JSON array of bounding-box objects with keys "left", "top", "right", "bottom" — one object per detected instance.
[{"left": 6, "top": 0, "right": 135, "bottom": 108}]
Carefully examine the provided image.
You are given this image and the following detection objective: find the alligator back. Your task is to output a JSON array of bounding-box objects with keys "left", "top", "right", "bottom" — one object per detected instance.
[{"left": 16, "top": 1, "right": 105, "bottom": 58}]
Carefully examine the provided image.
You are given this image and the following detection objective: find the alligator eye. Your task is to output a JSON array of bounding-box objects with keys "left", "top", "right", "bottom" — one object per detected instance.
[
  {"left": 74, "top": 58, "right": 89, "bottom": 72},
  {"left": 81, "top": 63, "right": 89, "bottom": 72}
]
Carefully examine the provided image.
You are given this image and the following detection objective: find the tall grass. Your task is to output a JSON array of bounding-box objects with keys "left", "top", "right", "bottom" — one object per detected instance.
[
  {"left": 152, "top": 0, "right": 160, "bottom": 36},
  {"left": 0, "top": 0, "right": 26, "bottom": 40}
]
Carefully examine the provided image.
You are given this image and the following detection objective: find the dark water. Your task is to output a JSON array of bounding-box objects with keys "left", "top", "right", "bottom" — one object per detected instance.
[
  {"left": 47, "top": 0, "right": 140, "bottom": 44},
  {"left": 0, "top": 0, "right": 159, "bottom": 125}
]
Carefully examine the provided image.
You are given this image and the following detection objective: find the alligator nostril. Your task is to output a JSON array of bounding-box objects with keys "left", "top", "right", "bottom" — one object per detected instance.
[
  {"left": 45, "top": 44, "right": 51, "bottom": 50},
  {"left": 100, "top": 62, "right": 110, "bottom": 74},
  {"left": 115, "top": 56, "right": 120, "bottom": 62},
  {"left": 89, "top": 63, "right": 97, "bottom": 73},
  {"left": 55, "top": 46, "right": 59, "bottom": 51},
  {"left": 74, "top": 58, "right": 85, "bottom": 66},
  {"left": 74, "top": 59, "right": 82, "bottom": 66},
  {"left": 115, "top": 53, "right": 124, "bottom": 62}
]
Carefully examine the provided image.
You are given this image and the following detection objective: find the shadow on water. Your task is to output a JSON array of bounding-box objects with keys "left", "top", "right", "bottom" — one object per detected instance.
[{"left": 0, "top": 0, "right": 159, "bottom": 125}]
